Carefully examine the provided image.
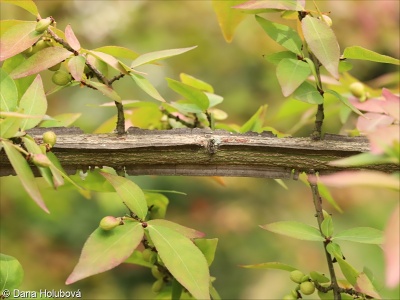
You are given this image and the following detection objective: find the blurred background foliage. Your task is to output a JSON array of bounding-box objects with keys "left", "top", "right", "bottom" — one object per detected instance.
[{"left": 0, "top": 1, "right": 399, "bottom": 299}]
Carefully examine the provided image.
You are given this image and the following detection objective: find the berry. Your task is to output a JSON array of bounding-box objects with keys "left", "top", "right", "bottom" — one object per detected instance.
[
  {"left": 151, "top": 265, "right": 163, "bottom": 279},
  {"left": 42, "top": 131, "right": 57, "bottom": 147},
  {"left": 52, "top": 70, "right": 72, "bottom": 86},
  {"left": 142, "top": 249, "right": 153, "bottom": 262},
  {"left": 151, "top": 279, "right": 164, "bottom": 293},
  {"left": 349, "top": 82, "right": 366, "bottom": 100},
  {"left": 99, "top": 216, "right": 121, "bottom": 231},
  {"left": 290, "top": 270, "right": 305, "bottom": 284},
  {"left": 35, "top": 17, "right": 52, "bottom": 33},
  {"left": 300, "top": 281, "right": 315, "bottom": 295}
]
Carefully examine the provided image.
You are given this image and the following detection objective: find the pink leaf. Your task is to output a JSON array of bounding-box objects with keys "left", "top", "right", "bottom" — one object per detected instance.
[
  {"left": 349, "top": 96, "right": 386, "bottom": 114},
  {"left": 384, "top": 205, "right": 400, "bottom": 288},
  {"left": 65, "top": 24, "right": 81, "bottom": 51},
  {"left": 368, "top": 125, "right": 399, "bottom": 154},
  {"left": 381, "top": 88, "right": 400, "bottom": 121},
  {"left": 68, "top": 55, "right": 86, "bottom": 81},
  {"left": 357, "top": 112, "right": 394, "bottom": 133},
  {"left": 355, "top": 272, "right": 381, "bottom": 299}
]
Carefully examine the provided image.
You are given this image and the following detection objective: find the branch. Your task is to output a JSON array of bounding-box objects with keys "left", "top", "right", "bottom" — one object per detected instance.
[{"left": 0, "top": 128, "right": 396, "bottom": 177}]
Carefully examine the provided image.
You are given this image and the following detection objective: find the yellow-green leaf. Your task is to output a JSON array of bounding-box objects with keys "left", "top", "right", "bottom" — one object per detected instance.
[{"left": 343, "top": 46, "right": 400, "bottom": 65}]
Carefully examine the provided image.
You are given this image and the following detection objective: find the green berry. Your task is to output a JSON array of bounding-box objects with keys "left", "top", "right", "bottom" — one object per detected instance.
[
  {"left": 283, "top": 294, "right": 296, "bottom": 300},
  {"left": 52, "top": 70, "right": 72, "bottom": 86},
  {"left": 142, "top": 249, "right": 153, "bottom": 262},
  {"left": 151, "top": 279, "right": 164, "bottom": 293},
  {"left": 30, "top": 39, "right": 48, "bottom": 55},
  {"left": 349, "top": 82, "right": 366, "bottom": 100},
  {"left": 31, "top": 153, "right": 52, "bottom": 167},
  {"left": 290, "top": 270, "right": 305, "bottom": 284},
  {"left": 42, "top": 131, "right": 57, "bottom": 147},
  {"left": 300, "top": 281, "right": 315, "bottom": 295},
  {"left": 99, "top": 216, "right": 121, "bottom": 231},
  {"left": 35, "top": 17, "right": 52, "bottom": 33},
  {"left": 151, "top": 265, "right": 163, "bottom": 279}
]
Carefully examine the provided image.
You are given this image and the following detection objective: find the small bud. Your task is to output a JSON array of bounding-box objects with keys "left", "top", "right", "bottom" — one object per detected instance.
[
  {"left": 99, "top": 216, "right": 121, "bottom": 231},
  {"left": 31, "top": 153, "right": 52, "bottom": 168},
  {"left": 151, "top": 279, "right": 164, "bottom": 293},
  {"left": 52, "top": 70, "right": 72, "bottom": 86},
  {"left": 35, "top": 17, "right": 52, "bottom": 33},
  {"left": 142, "top": 249, "right": 153, "bottom": 262},
  {"left": 42, "top": 131, "right": 57, "bottom": 147},
  {"left": 349, "top": 82, "right": 367, "bottom": 101},
  {"left": 151, "top": 265, "right": 163, "bottom": 279},
  {"left": 290, "top": 270, "right": 305, "bottom": 284}
]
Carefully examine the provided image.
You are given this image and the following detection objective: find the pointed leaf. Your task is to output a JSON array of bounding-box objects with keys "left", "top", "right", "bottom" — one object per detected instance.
[
  {"left": 194, "top": 239, "right": 218, "bottom": 266},
  {"left": 321, "top": 214, "right": 334, "bottom": 238},
  {"left": 9, "top": 47, "right": 73, "bottom": 79},
  {"left": 65, "top": 24, "right": 80, "bottom": 51},
  {"left": 343, "top": 46, "right": 400, "bottom": 65},
  {"left": 334, "top": 227, "right": 384, "bottom": 244},
  {"left": 147, "top": 224, "right": 210, "bottom": 300},
  {"left": 240, "top": 262, "right": 297, "bottom": 271},
  {"left": 124, "top": 250, "right": 153, "bottom": 268},
  {"left": 1, "top": 0, "right": 38, "bottom": 16},
  {"left": 89, "top": 50, "right": 127, "bottom": 74},
  {"left": 292, "top": 81, "right": 324, "bottom": 104},
  {"left": 66, "top": 221, "right": 144, "bottom": 284},
  {"left": 240, "top": 104, "right": 268, "bottom": 133},
  {"left": 148, "top": 219, "right": 205, "bottom": 239},
  {"left": 234, "top": 0, "right": 304, "bottom": 12},
  {"left": 2, "top": 141, "right": 49, "bottom": 213},
  {"left": 68, "top": 55, "right": 86, "bottom": 81},
  {"left": 317, "top": 181, "right": 343, "bottom": 213},
  {"left": 167, "top": 78, "right": 209, "bottom": 110},
  {"left": 264, "top": 51, "right": 297, "bottom": 65},
  {"left": 180, "top": 73, "right": 214, "bottom": 93},
  {"left": 93, "top": 46, "right": 139, "bottom": 60},
  {"left": 355, "top": 272, "right": 381, "bottom": 299},
  {"left": 86, "top": 80, "right": 121, "bottom": 102},
  {"left": 130, "top": 46, "right": 197, "bottom": 68},
  {"left": 277, "top": 58, "right": 311, "bottom": 96},
  {"left": 256, "top": 15, "right": 303, "bottom": 56},
  {"left": 302, "top": 15, "right": 340, "bottom": 79},
  {"left": 0, "top": 254, "right": 24, "bottom": 290},
  {"left": 19, "top": 74, "right": 47, "bottom": 130},
  {"left": 100, "top": 172, "right": 148, "bottom": 220},
  {"left": 261, "top": 221, "right": 324, "bottom": 241},
  {"left": 0, "top": 21, "right": 42, "bottom": 61},
  {"left": 0, "top": 68, "right": 18, "bottom": 112},
  {"left": 40, "top": 113, "right": 81, "bottom": 127},
  {"left": 212, "top": 0, "right": 248, "bottom": 42},
  {"left": 327, "top": 243, "right": 359, "bottom": 286},
  {"left": 0, "top": 116, "right": 22, "bottom": 138},
  {"left": 129, "top": 73, "right": 165, "bottom": 102},
  {"left": 326, "top": 89, "right": 363, "bottom": 116}
]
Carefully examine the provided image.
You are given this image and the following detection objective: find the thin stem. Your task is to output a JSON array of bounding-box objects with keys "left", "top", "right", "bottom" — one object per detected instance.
[{"left": 307, "top": 171, "right": 341, "bottom": 300}]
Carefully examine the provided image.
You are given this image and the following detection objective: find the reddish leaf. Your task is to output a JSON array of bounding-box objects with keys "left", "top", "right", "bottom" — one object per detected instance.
[
  {"left": 85, "top": 80, "right": 121, "bottom": 102},
  {"left": 348, "top": 96, "right": 386, "bottom": 114},
  {"left": 357, "top": 112, "right": 394, "bottom": 133},
  {"left": 66, "top": 221, "right": 143, "bottom": 284},
  {"left": 89, "top": 50, "right": 127, "bottom": 74},
  {"left": 68, "top": 55, "right": 86, "bottom": 81},
  {"left": 381, "top": 88, "right": 400, "bottom": 121},
  {"left": 355, "top": 273, "right": 381, "bottom": 299},
  {"left": 10, "top": 47, "right": 73, "bottom": 79},
  {"left": 0, "top": 22, "right": 43, "bottom": 61},
  {"left": 384, "top": 206, "right": 400, "bottom": 288},
  {"left": 2, "top": 141, "right": 49, "bottom": 213},
  {"left": 234, "top": 0, "right": 304, "bottom": 11},
  {"left": 65, "top": 24, "right": 81, "bottom": 51},
  {"left": 368, "top": 125, "right": 399, "bottom": 155}
]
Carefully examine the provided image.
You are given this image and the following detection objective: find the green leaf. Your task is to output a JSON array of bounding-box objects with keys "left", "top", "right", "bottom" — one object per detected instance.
[
  {"left": 317, "top": 181, "right": 343, "bottom": 213},
  {"left": 292, "top": 81, "right": 324, "bottom": 104},
  {"left": 145, "top": 192, "right": 169, "bottom": 220},
  {"left": 66, "top": 221, "right": 144, "bottom": 284},
  {"left": 1, "top": 0, "right": 38, "bottom": 16},
  {"left": 85, "top": 80, "right": 121, "bottom": 102},
  {"left": 264, "top": 51, "right": 297, "bottom": 65},
  {"left": 0, "top": 20, "right": 28, "bottom": 36},
  {"left": 303, "top": 57, "right": 322, "bottom": 90},
  {"left": 89, "top": 50, "right": 127, "bottom": 74},
  {"left": 343, "top": 46, "right": 400, "bottom": 65},
  {"left": 209, "top": 284, "right": 222, "bottom": 300},
  {"left": 171, "top": 278, "right": 184, "bottom": 300},
  {"left": 19, "top": 74, "right": 47, "bottom": 130},
  {"left": 0, "top": 68, "right": 18, "bottom": 112},
  {"left": 65, "top": 24, "right": 80, "bottom": 51},
  {"left": 239, "top": 104, "right": 268, "bottom": 133},
  {"left": 100, "top": 172, "right": 148, "bottom": 220},
  {"left": 0, "top": 253, "right": 24, "bottom": 290},
  {"left": 302, "top": 15, "right": 340, "bottom": 79},
  {"left": 194, "top": 238, "right": 218, "bottom": 266},
  {"left": 2, "top": 141, "right": 49, "bottom": 213},
  {"left": 211, "top": 0, "right": 248, "bottom": 43},
  {"left": 0, "top": 116, "right": 22, "bottom": 138},
  {"left": 206, "top": 92, "right": 224, "bottom": 108},
  {"left": 167, "top": 78, "right": 209, "bottom": 110},
  {"left": 131, "top": 46, "right": 197, "bottom": 68},
  {"left": 256, "top": 15, "right": 303, "bottom": 56},
  {"left": 239, "top": 262, "right": 297, "bottom": 271},
  {"left": 180, "top": 73, "right": 214, "bottom": 93},
  {"left": 310, "top": 271, "right": 330, "bottom": 283},
  {"left": 47, "top": 152, "right": 81, "bottom": 192},
  {"left": 93, "top": 46, "right": 139, "bottom": 60},
  {"left": 129, "top": 73, "right": 165, "bottom": 102},
  {"left": 9, "top": 47, "right": 73, "bottom": 79},
  {"left": 67, "top": 55, "right": 85, "bottom": 82},
  {"left": 326, "top": 242, "right": 359, "bottom": 286},
  {"left": 325, "top": 89, "right": 363, "bottom": 116},
  {"left": 260, "top": 221, "right": 324, "bottom": 241},
  {"left": 234, "top": 0, "right": 304, "bottom": 12},
  {"left": 276, "top": 58, "right": 311, "bottom": 97},
  {"left": 334, "top": 227, "right": 383, "bottom": 244},
  {"left": 0, "top": 21, "right": 42, "bottom": 61},
  {"left": 147, "top": 224, "right": 210, "bottom": 300},
  {"left": 40, "top": 113, "right": 81, "bottom": 127},
  {"left": 321, "top": 213, "right": 334, "bottom": 238},
  {"left": 124, "top": 250, "right": 153, "bottom": 268},
  {"left": 329, "top": 152, "right": 394, "bottom": 167},
  {"left": 148, "top": 219, "right": 205, "bottom": 239}
]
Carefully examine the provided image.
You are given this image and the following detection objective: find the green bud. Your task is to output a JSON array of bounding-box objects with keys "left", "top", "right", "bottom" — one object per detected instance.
[
  {"left": 99, "top": 216, "right": 121, "bottom": 231},
  {"left": 349, "top": 82, "right": 366, "bottom": 101},
  {"left": 52, "top": 70, "right": 72, "bottom": 86},
  {"left": 151, "top": 279, "right": 164, "bottom": 293},
  {"left": 142, "top": 249, "right": 153, "bottom": 262},
  {"left": 300, "top": 281, "right": 315, "bottom": 295},
  {"left": 42, "top": 131, "right": 57, "bottom": 147},
  {"left": 290, "top": 270, "right": 305, "bottom": 284},
  {"left": 31, "top": 153, "right": 52, "bottom": 167},
  {"left": 151, "top": 265, "right": 163, "bottom": 279},
  {"left": 35, "top": 17, "right": 52, "bottom": 33}
]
